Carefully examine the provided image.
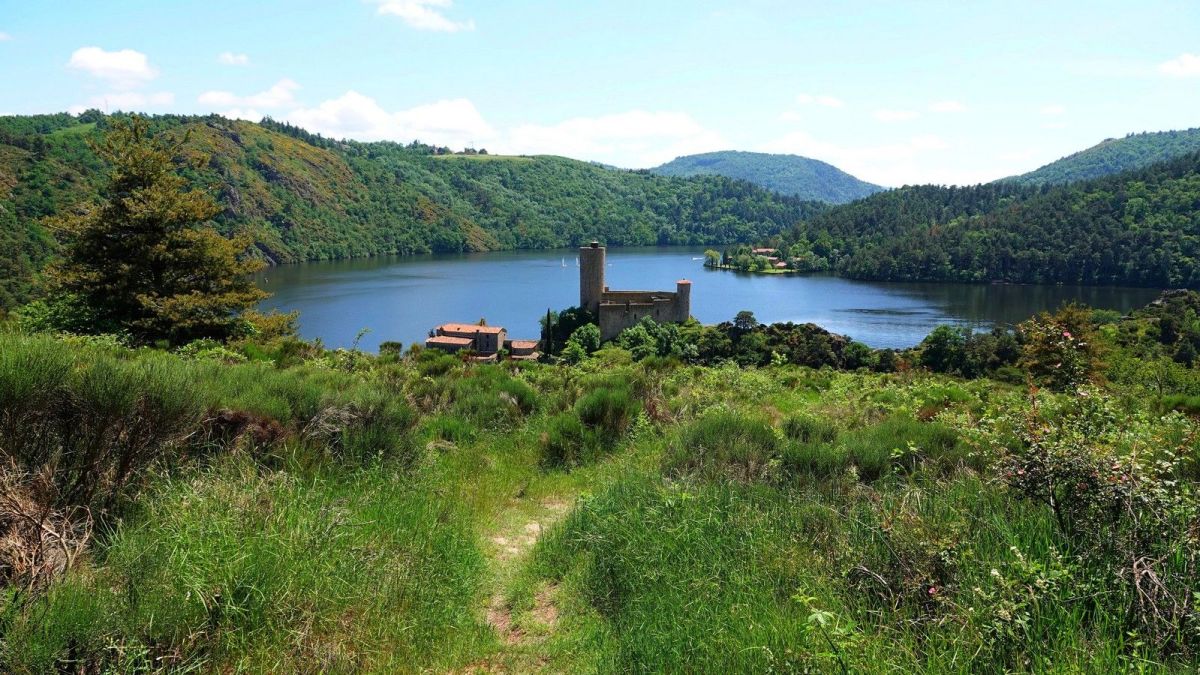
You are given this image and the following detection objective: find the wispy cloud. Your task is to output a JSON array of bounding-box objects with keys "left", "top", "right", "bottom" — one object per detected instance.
[
  {"left": 504, "top": 110, "right": 726, "bottom": 167},
  {"left": 795, "top": 93, "right": 844, "bottom": 108},
  {"left": 69, "top": 91, "right": 175, "bottom": 114},
  {"left": 1158, "top": 52, "right": 1200, "bottom": 77},
  {"left": 928, "top": 100, "right": 966, "bottom": 113},
  {"left": 198, "top": 79, "right": 300, "bottom": 112},
  {"left": 67, "top": 46, "right": 158, "bottom": 89},
  {"left": 374, "top": 0, "right": 474, "bottom": 32},
  {"left": 285, "top": 93, "right": 495, "bottom": 149},
  {"left": 764, "top": 131, "right": 950, "bottom": 186},
  {"left": 280, "top": 91, "right": 724, "bottom": 167},
  {"left": 873, "top": 108, "right": 919, "bottom": 122},
  {"left": 218, "top": 51, "right": 250, "bottom": 66},
  {"left": 0, "top": 32, "right": 11, "bottom": 42}
]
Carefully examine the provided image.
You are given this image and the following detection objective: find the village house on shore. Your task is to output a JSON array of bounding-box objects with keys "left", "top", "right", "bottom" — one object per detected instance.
[{"left": 425, "top": 322, "right": 540, "bottom": 361}]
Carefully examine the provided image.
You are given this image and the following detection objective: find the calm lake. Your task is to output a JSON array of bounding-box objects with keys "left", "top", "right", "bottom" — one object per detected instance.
[{"left": 254, "top": 247, "right": 1162, "bottom": 352}]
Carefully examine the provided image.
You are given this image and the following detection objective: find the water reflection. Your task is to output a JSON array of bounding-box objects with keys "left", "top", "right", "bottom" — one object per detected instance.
[{"left": 255, "top": 247, "right": 1162, "bottom": 352}]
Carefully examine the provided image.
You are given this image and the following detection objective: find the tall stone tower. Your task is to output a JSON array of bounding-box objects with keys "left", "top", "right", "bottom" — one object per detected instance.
[
  {"left": 674, "top": 280, "right": 692, "bottom": 322},
  {"left": 579, "top": 241, "right": 605, "bottom": 314}
]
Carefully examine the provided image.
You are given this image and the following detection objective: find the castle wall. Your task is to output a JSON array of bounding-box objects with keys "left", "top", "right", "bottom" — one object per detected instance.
[{"left": 598, "top": 295, "right": 684, "bottom": 340}]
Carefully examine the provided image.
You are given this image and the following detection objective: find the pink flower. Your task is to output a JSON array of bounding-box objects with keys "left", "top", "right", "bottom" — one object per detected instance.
[{"left": 1063, "top": 331, "right": 1072, "bottom": 338}]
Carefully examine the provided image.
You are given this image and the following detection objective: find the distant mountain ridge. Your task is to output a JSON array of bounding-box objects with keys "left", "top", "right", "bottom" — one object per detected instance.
[
  {"left": 1006, "top": 128, "right": 1200, "bottom": 186},
  {"left": 650, "top": 150, "right": 884, "bottom": 204}
]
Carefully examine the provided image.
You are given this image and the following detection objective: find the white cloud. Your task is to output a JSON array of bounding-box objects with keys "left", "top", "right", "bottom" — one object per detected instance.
[
  {"left": 873, "top": 108, "right": 919, "bottom": 122},
  {"left": 763, "top": 131, "right": 952, "bottom": 186},
  {"left": 218, "top": 51, "right": 250, "bottom": 66},
  {"left": 198, "top": 79, "right": 300, "bottom": 111},
  {"left": 503, "top": 110, "right": 727, "bottom": 167},
  {"left": 0, "top": 32, "right": 11, "bottom": 41},
  {"left": 68, "top": 91, "right": 175, "bottom": 114},
  {"left": 795, "top": 93, "right": 844, "bottom": 108},
  {"left": 67, "top": 46, "right": 158, "bottom": 89},
  {"left": 285, "top": 92, "right": 495, "bottom": 148},
  {"left": 928, "top": 100, "right": 966, "bottom": 113},
  {"left": 1040, "top": 104, "right": 1066, "bottom": 115},
  {"left": 1158, "top": 52, "right": 1200, "bottom": 77},
  {"left": 283, "top": 92, "right": 723, "bottom": 167},
  {"left": 375, "top": 0, "right": 475, "bottom": 32}
]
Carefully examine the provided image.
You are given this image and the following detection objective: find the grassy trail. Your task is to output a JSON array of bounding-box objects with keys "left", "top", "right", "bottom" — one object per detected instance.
[
  {"left": 428, "top": 424, "right": 594, "bottom": 673},
  {"left": 471, "top": 495, "right": 570, "bottom": 672}
]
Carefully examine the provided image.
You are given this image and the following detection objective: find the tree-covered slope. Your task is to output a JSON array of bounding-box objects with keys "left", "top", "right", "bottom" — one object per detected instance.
[
  {"left": 650, "top": 150, "right": 883, "bottom": 203},
  {"left": 1007, "top": 128, "right": 1200, "bottom": 186},
  {"left": 775, "top": 151, "right": 1200, "bottom": 287},
  {"left": 0, "top": 113, "right": 824, "bottom": 309}
]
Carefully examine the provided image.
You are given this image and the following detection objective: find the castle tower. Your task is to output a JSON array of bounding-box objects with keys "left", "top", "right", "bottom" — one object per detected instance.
[
  {"left": 675, "top": 280, "right": 692, "bottom": 322},
  {"left": 579, "top": 241, "right": 605, "bottom": 314}
]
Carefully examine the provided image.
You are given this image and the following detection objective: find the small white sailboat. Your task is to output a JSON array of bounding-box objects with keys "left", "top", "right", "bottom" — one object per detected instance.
[
  {"left": 561, "top": 257, "right": 567, "bottom": 267},
  {"left": 575, "top": 256, "right": 580, "bottom": 267}
]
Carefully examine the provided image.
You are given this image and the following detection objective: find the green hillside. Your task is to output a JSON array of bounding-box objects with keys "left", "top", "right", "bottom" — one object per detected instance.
[
  {"left": 0, "top": 113, "right": 823, "bottom": 309},
  {"left": 1007, "top": 127, "right": 1200, "bottom": 185},
  {"left": 761, "top": 150, "right": 1200, "bottom": 287},
  {"left": 650, "top": 150, "right": 884, "bottom": 203}
]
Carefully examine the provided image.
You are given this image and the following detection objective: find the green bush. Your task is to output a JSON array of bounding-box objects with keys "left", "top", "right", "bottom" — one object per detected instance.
[
  {"left": 575, "top": 385, "right": 640, "bottom": 444},
  {"left": 783, "top": 413, "right": 838, "bottom": 444},
  {"left": 540, "top": 411, "right": 591, "bottom": 467},
  {"left": 840, "top": 416, "right": 965, "bottom": 480},
  {"left": 783, "top": 415, "right": 966, "bottom": 481},
  {"left": 449, "top": 366, "right": 537, "bottom": 430},
  {"left": 663, "top": 409, "right": 785, "bottom": 483}
]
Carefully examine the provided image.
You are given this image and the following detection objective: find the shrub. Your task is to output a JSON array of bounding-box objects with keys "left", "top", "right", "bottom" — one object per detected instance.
[
  {"left": 540, "top": 412, "right": 591, "bottom": 467},
  {"left": 424, "top": 414, "right": 476, "bottom": 444},
  {"left": 784, "top": 416, "right": 966, "bottom": 481},
  {"left": 783, "top": 413, "right": 838, "bottom": 444},
  {"left": 1018, "top": 304, "right": 1100, "bottom": 391},
  {"left": 449, "top": 366, "right": 537, "bottom": 430},
  {"left": 664, "top": 409, "right": 785, "bottom": 483},
  {"left": 0, "top": 335, "right": 204, "bottom": 511},
  {"left": 575, "top": 385, "right": 640, "bottom": 444}
]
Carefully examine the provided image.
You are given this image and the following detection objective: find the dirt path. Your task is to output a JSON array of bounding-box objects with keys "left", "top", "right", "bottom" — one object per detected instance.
[{"left": 458, "top": 497, "right": 570, "bottom": 672}]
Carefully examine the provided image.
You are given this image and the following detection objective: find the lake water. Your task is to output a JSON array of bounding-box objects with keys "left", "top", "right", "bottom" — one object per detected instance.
[{"left": 254, "top": 247, "right": 1162, "bottom": 352}]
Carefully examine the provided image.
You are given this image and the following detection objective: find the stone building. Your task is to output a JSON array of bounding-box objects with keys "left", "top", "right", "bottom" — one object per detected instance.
[
  {"left": 425, "top": 322, "right": 541, "bottom": 361},
  {"left": 425, "top": 323, "right": 507, "bottom": 360},
  {"left": 579, "top": 241, "right": 692, "bottom": 341}
]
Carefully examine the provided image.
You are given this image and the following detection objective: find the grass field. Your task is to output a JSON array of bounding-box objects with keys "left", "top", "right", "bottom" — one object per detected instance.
[{"left": 1, "top": 334, "right": 1198, "bottom": 672}]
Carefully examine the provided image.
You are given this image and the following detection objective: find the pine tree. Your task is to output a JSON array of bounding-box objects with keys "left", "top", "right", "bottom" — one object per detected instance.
[{"left": 47, "top": 116, "right": 267, "bottom": 344}]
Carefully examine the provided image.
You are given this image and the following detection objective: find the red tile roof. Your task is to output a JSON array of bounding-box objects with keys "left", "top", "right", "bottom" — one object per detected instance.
[
  {"left": 426, "top": 335, "right": 474, "bottom": 346},
  {"left": 509, "top": 340, "right": 538, "bottom": 350},
  {"left": 438, "top": 323, "right": 506, "bottom": 335}
]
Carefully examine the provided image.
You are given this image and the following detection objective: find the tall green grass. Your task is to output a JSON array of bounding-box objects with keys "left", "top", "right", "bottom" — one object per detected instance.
[{"left": 2, "top": 458, "right": 488, "bottom": 673}]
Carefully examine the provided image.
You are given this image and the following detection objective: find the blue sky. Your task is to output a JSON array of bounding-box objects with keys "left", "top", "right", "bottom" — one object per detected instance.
[{"left": 1, "top": 0, "right": 1198, "bottom": 185}]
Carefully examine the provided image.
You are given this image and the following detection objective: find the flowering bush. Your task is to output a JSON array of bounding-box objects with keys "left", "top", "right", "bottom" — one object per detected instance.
[{"left": 1018, "top": 304, "right": 1100, "bottom": 391}]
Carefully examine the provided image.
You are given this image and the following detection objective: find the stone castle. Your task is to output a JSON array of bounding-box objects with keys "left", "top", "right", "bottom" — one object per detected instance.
[{"left": 579, "top": 241, "right": 692, "bottom": 340}]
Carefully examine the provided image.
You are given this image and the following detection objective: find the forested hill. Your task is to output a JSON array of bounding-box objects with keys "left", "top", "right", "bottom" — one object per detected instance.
[
  {"left": 774, "top": 151, "right": 1200, "bottom": 287},
  {"left": 0, "top": 112, "right": 823, "bottom": 309},
  {"left": 650, "top": 150, "right": 883, "bottom": 203},
  {"left": 1006, "top": 128, "right": 1200, "bottom": 186}
]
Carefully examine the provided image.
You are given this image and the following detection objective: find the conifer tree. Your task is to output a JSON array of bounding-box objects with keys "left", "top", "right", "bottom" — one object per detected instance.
[{"left": 47, "top": 117, "right": 266, "bottom": 343}]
